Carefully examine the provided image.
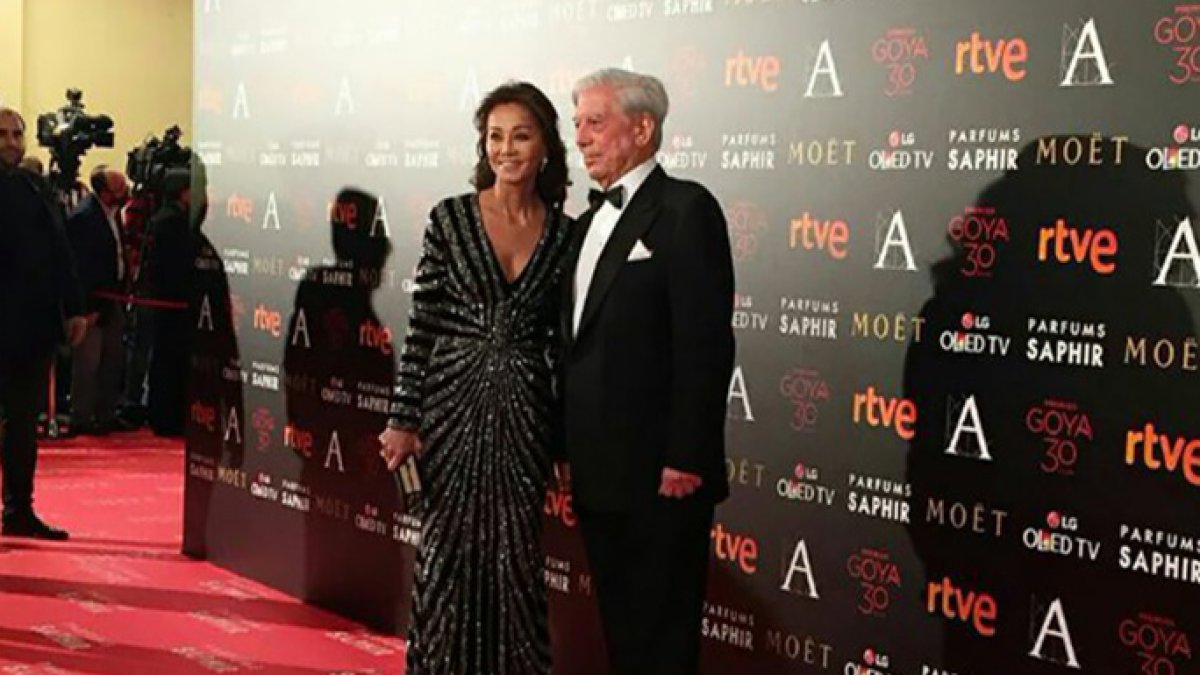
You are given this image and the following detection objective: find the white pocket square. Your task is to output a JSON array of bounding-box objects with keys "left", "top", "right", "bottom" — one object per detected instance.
[{"left": 627, "top": 240, "right": 653, "bottom": 262}]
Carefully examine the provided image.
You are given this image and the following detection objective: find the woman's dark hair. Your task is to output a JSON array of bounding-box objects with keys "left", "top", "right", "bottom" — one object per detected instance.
[{"left": 472, "top": 81, "right": 570, "bottom": 206}]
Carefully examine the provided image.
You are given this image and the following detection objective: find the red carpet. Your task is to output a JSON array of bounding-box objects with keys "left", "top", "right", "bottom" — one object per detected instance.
[{"left": 0, "top": 431, "right": 405, "bottom": 674}]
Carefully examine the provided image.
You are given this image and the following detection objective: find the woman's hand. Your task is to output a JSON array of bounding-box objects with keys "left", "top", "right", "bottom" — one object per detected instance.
[{"left": 379, "top": 427, "right": 423, "bottom": 470}]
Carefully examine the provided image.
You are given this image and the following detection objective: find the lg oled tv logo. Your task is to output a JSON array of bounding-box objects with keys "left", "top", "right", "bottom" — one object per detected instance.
[
  {"left": 1154, "top": 6, "right": 1200, "bottom": 85},
  {"left": 950, "top": 206, "right": 1009, "bottom": 278},
  {"left": 939, "top": 313, "right": 1010, "bottom": 357},
  {"left": 872, "top": 27, "right": 929, "bottom": 96},
  {"left": 732, "top": 295, "right": 768, "bottom": 333},
  {"left": 869, "top": 130, "right": 934, "bottom": 171},
  {"left": 1146, "top": 124, "right": 1200, "bottom": 171},
  {"left": 1022, "top": 511, "right": 1101, "bottom": 562},
  {"left": 846, "top": 648, "right": 894, "bottom": 675},
  {"left": 777, "top": 462, "right": 835, "bottom": 507}
]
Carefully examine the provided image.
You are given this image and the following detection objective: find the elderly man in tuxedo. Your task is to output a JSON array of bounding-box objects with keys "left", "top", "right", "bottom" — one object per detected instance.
[{"left": 559, "top": 68, "right": 735, "bottom": 675}]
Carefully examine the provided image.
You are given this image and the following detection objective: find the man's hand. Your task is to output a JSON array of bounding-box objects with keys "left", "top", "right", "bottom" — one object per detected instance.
[
  {"left": 378, "top": 427, "right": 423, "bottom": 470},
  {"left": 553, "top": 462, "right": 572, "bottom": 492},
  {"left": 659, "top": 467, "right": 703, "bottom": 498},
  {"left": 65, "top": 316, "right": 88, "bottom": 347}
]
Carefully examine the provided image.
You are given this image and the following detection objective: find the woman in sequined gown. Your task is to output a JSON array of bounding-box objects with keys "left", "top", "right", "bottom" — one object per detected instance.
[{"left": 379, "top": 82, "right": 573, "bottom": 675}]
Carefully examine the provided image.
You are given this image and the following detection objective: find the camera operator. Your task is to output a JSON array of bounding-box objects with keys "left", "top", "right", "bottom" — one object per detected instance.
[
  {"left": 144, "top": 170, "right": 194, "bottom": 436},
  {"left": 0, "top": 106, "right": 87, "bottom": 540},
  {"left": 66, "top": 166, "right": 131, "bottom": 436}
]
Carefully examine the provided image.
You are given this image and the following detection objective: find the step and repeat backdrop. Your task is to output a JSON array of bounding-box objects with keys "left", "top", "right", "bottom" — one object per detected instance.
[{"left": 187, "top": 0, "right": 1200, "bottom": 672}]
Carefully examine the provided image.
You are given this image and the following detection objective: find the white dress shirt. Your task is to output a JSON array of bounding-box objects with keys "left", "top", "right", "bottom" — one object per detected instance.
[
  {"left": 573, "top": 157, "right": 658, "bottom": 333},
  {"left": 102, "top": 202, "right": 125, "bottom": 281}
]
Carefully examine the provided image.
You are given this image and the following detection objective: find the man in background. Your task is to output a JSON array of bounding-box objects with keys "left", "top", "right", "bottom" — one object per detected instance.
[
  {"left": 0, "top": 106, "right": 87, "bottom": 540},
  {"left": 67, "top": 165, "right": 130, "bottom": 435}
]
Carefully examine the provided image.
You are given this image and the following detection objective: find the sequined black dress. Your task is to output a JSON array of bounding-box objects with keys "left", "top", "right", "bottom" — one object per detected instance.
[{"left": 390, "top": 193, "right": 571, "bottom": 675}]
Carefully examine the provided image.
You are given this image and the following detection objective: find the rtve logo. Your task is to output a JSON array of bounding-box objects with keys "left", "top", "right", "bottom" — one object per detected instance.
[
  {"left": 955, "top": 32, "right": 1028, "bottom": 81},
  {"left": 1125, "top": 423, "right": 1200, "bottom": 487},
  {"left": 926, "top": 576, "right": 997, "bottom": 637},
  {"left": 253, "top": 304, "right": 283, "bottom": 338},
  {"left": 724, "top": 50, "right": 781, "bottom": 92},
  {"left": 711, "top": 523, "right": 758, "bottom": 574},
  {"left": 852, "top": 386, "right": 916, "bottom": 440},
  {"left": 1037, "top": 218, "right": 1118, "bottom": 275},
  {"left": 790, "top": 212, "right": 849, "bottom": 260},
  {"left": 544, "top": 488, "right": 576, "bottom": 528},
  {"left": 359, "top": 320, "right": 394, "bottom": 356}
]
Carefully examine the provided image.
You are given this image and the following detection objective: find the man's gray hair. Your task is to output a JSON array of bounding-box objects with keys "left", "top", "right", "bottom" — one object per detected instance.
[
  {"left": 0, "top": 106, "right": 26, "bottom": 132},
  {"left": 573, "top": 68, "right": 669, "bottom": 151}
]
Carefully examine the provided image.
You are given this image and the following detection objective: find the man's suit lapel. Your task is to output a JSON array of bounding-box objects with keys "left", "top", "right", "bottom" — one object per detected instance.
[{"left": 576, "top": 166, "right": 665, "bottom": 341}]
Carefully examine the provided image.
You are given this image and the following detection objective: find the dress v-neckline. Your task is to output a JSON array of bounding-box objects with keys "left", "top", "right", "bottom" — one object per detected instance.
[{"left": 471, "top": 193, "right": 550, "bottom": 288}]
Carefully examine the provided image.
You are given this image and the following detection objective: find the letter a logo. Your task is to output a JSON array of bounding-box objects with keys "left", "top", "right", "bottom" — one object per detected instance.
[
  {"left": 1153, "top": 218, "right": 1200, "bottom": 288},
  {"left": 1030, "top": 599, "right": 1081, "bottom": 669},
  {"left": 371, "top": 196, "right": 391, "bottom": 238},
  {"left": 1060, "top": 19, "right": 1114, "bottom": 87},
  {"left": 805, "top": 40, "right": 844, "bottom": 98},
  {"left": 780, "top": 539, "right": 820, "bottom": 599},
  {"left": 232, "top": 82, "right": 250, "bottom": 119},
  {"left": 262, "top": 192, "right": 281, "bottom": 231},
  {"left": 325, "top": 431, "right": 345, "bottom": 472},
  {"left": 727, "top": 366, "right": 755, "bottom": 422},
  {"left": 874, "top": 210, "right": 917, "bottom": 272},
  {"left": 945, "top": 394, "right": 992, "bottom": 461},
  {"left": 335, "top": 77, "right": 355, "bottom": 116},
  {"left": 198, "top": 294, "right": 215, "bottom": 331}
]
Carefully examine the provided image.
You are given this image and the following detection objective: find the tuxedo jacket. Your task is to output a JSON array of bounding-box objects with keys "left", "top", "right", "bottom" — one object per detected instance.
[
  {"left": 560, "top": 166, "right": 734, "bottom": 513},
  {"left": 67, "top": 194, "right": 124, "bottom": 314}
]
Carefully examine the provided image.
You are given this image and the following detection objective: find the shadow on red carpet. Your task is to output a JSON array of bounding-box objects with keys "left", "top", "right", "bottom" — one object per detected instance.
[{"left": 0, "top": 431, "right": 405, "bottom": 674}]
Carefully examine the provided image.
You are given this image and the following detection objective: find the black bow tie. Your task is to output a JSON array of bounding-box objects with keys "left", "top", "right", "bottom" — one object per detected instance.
[{"left": 588, "top": 185, "right": 625, "bottom": 211}]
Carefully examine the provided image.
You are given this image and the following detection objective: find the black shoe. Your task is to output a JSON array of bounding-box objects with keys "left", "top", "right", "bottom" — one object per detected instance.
[{"left": 2, "top": 515, "right": 69, "bottom": 541}]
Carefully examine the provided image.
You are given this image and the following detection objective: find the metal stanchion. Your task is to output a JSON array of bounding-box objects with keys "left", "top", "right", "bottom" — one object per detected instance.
[{"left": 45, "top": 359, "right": 61, "bottom": 439}]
